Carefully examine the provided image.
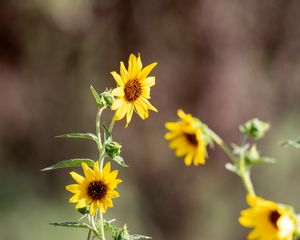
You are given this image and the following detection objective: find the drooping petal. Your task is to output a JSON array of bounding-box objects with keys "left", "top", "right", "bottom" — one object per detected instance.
[
  {"left": 114, "top": 102, "right": 129, "bottom": 120},
  {"left": 126, "top": 104, "right": 134, "bottom": 127}
]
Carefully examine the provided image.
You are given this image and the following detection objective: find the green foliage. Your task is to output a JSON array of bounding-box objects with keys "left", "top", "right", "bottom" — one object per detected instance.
[
  {"left": 239, "top": 118, "right": 270, "bottom": 140},
  {"left": 90, "top": 85, "right": 114, "bottom": 109},
  {"left": 104, "top": 222, "right": 151, "bottom": 240},
  {"left": 281, "top": 139, "right": 300, "bottom": 149},
  {"left": 41, "top": 159, "right": 95, "bottom": 171},
  {"left": 56, "top": 133, "right": 98, "bottom": 144},
  {"left": 50, "top": 222, "right": 92, "bottom": 230}
]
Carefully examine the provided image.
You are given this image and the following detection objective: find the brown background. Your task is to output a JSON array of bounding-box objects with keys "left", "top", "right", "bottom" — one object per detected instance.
[{"left": 1, "top": 0, "right": 300, "bottom": 239}]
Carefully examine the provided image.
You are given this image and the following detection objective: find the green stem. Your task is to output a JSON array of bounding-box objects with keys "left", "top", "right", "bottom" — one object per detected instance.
[
  {"left": 109, "top": 114, "right": 116, "bottom": 132},
  {"left": 239, "top": 152, "right": 256, "bottom": 196},
  {"left": 208, "top": 128, "right": 255, "bottom": 196},
  {"left": 87, "top": 230, "right": 93, "bottom": 240},
  {"left": 95, "top": 107, "right": 106, "bottom": 240}
]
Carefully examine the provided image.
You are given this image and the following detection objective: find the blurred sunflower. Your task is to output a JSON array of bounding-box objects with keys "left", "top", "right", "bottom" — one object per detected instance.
[
  {"left": 165, "top": 109, "right": 207, "bottom": 166},
  {"left": 239, "top": 195, "right": 296, "bottom": 240},
  {"left": 66, "top": 162, "right": 122, "bottom": 215},
  {"left": 111, "top": 53, "right": 158, "bottom": 127}
]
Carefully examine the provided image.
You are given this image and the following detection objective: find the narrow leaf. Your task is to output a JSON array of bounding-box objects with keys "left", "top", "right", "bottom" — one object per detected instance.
[
  {"left": 281, "top": 139, "right": 300, "bottom": 149},
  {"left": 130, "top": 234, "right": 152, "bottom": 240},
  {"left": 90, "top": 85, "right": 102, "bottom": 105},
  {"left": 56, "top": 133, "right": 98, "bottom": 143},
  {"left": 113, "top": 156, "right": 128, "bottom": 167},
  {"left": 50, "top": 222, "right": 92, "bottom": 229},
  {"left": 41, "top": 159, "right": 95, "bottom": 171}
]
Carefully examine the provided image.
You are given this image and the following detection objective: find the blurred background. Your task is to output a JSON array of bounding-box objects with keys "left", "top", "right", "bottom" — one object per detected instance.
[{"left": 1, "top": 0, "right": 300, "bottom": 239}]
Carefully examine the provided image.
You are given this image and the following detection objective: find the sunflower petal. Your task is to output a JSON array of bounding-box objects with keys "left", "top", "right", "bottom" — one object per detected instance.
[
  {"left": 111, "top": 71, "right": 124, "bottom": 86},
  {"left": 138, "top": 62, "right": 157, "bottom": 80},
  {"left": 70, "top": 171, "right": 85, "bottom": 184},
  {"left": 112, "top": 87, "right": 124, "bottom": 97},
  {"left": 143, "top": 77, "right": 155, "bottom": 87},
  {"left": 120, "top": 62, "right": 129, "bottom": 83}
]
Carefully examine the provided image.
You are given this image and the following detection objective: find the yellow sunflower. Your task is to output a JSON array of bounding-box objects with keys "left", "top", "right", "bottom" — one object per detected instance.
[
  {"left": 165, "top": 109, "right": 207, "bottom": 166},
  {"left": 239, "top": 195, "right": 296, "bottom": 240},
  {"left": 66, "top": 162, "right": 122, "bottom": 215},
  {"left": 111, "top": 53, "right": 158, "bottom": 127}
]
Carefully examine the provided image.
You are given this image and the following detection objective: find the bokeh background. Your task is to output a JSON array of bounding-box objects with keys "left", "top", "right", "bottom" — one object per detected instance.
[{"left": 1, "top": 0, "right": 300, "bottom": 239}]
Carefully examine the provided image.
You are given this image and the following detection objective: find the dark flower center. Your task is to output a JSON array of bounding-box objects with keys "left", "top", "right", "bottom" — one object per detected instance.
[
  {"left": 185, "top": 133, "right": 198, "bottom": 146},
  {"left": 87, "top": 180, "right": 108, "bottom": 200},
  {"left": 269, "top": 210, "right": 281, "bottom": 229},
  {"left": 124, "top": 79, "right": 142, "bottom": 102}
]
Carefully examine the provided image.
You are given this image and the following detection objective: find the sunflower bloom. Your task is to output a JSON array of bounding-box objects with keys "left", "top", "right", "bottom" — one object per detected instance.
[
  {"left": 165, "top": 109, "right": 207, "bottom": 166},
  {"left": 239, "top": 195, "right": 296, "bottom": 240},
  {"left": 66, "top": 162, "right": 122, "bottom": 215},
  {"left": 111, "top": 54, "right": 158, "bottom": 127}
]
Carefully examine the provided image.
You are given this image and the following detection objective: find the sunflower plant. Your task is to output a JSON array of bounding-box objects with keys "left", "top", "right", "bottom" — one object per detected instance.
[
  {"left": 165, "top": 111, "right": 300, "bottom": 240},
  {"left": 42, "top": 54, "right": 157, "bottom": 240}
]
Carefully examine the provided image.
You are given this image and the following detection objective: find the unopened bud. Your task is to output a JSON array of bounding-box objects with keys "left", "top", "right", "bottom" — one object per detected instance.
[
  {"left": 105, "top": 141, "right": 121, "bottom": 159},
  {"left": 239, "top": 118, "right": 270, "bottom": 140}
]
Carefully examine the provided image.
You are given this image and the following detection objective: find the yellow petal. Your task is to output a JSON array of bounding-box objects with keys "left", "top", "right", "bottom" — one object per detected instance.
[
  {"left": 102, "top": 162, "right": 111, "bottom": 175},
  {"left": 137, "top": 62, "right": 157, "bottom": 80},
  {"left": 184, "top": 152, "right": 194, "bottom": 166},
  {"left": 112, "top": 87, "right": 125, "bottom": 97},
  {"left": 107, "top": 190, "right": 120, "bottom": 198},
  {"left": 76, "top": 198, "right": 89, "bottom": 209},
  {"left": 142, "top": 77, "right": 155, "bottom": 87},
  {"left": 177, "top": 109, "right": 186, "bottom": 119},
  {"left": 134, "top": 101, "right": 148, "bottom": 119},
  {"left": 69, "top": 194, "right": 80, "bottom": 203},
  {"left": 93, "top": 161, "right": 100, "bottom": 176},
  {"left": 66, "top": 184, "right": 79, "bottom": 193},
  {"left": 90, "top": 201, "right": 97, "bottom": 215},
  {"left": 114, "top": 102, "right": 129, "bottom": 120},
  {"left": 125, "top": 104, "right": 134, "bottom": 127},
  {"left": 120, "top": 62, "right": 129, "bottom": 83},
  {"left": 70, "top": 171, "right": 85, "bottom": 184},
  {"left": 128, "top": 54, "right": 138, "bottom": 78},
  {"left": 82, "top": 163, "right": 94, "bottom": 179},
  {"left": 111, "top": 71, "right": 124, "bottom": 86},
  {"left": 111, "top": 98, "right": 124, "bottom": 110},
  {"left": 139, "top": 97, "right": 158, "bottom": 112},
  {"left": 136, "top": 53, "right": 142, "bottom": 72}
]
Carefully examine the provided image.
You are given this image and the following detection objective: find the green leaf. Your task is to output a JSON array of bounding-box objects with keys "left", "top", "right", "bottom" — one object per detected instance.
[
  {"left": 50, "top": 222, "right": 92, "bottom": 229},
  {"left": 102, "top": 124, "right": 112, "bottom": 142},
  {"left": 41, "top": 159, "right": 95, "bottom": 171},
  {"left": 113, "top": 156, "right": 128, "bottom": 167},
  {"left": 56, "top": 133, "right": 98, "bottom": 144},
  {"left": 225, "top": 163, "right": 239, "bottom": 175},
  {"left": 281, "top": 139, "right": 300, "bottom": 149},
  {"left": 90, "top": 85, "right": 102, "bottom": 106},
  {"left": 130, "top": 234, "right": 152, "bottom": 240}
]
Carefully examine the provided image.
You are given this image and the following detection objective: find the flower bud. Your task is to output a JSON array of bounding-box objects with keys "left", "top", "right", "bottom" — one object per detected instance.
[
  {"left": 239, "top": 118, "right": 270, "bottom": 140},
  {"left": 105, "top": 141, "right": 121, "bottom": 159},
  {"left": 245, "top": 145, "right": 260, "bottom": 165},
  {"left": 99, "top": 91, "right": 115, "bottom": 108}
]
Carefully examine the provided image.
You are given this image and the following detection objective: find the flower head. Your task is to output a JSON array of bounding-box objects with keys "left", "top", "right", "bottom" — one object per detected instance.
[
  {"left": 111, "top": 54, "right": 158, "bottom": 127},
  {"left": 165, "top": 109, "right": 207, "bottom": 166},
  {"left": 239, "top": 195, "right": 296, "bottom": 240},
  {"left": 66, "top": 162, "right": 122, "bottom": 215}
]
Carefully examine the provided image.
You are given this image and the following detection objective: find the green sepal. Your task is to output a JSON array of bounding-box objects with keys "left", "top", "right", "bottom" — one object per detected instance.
[
  {"left": 50, "top": 222, "right": 92, "bottom": 229},
  {"left": 244, "top": 145, "right": 275, "bottom": 167},
  {"left": 104, "top": 222, "right": 151, "bottom": 240},
  {"left": 90, "top": 85, "right": 102, "bottom": 106},
  {"left": 90, "top": 85, "right": 114, "bottom": 108},
  {"left": 239, "top": 118, "right": 270, "bottom": 140},
  {"left": 41, "top": 159, "right": 95, "bottom": 171},
  {"left": 225, "top": 163, "right": 239, "bottom": 175},
  {"left": 77, "top": 207, "right": 89, "bottom": 215},
  {"left": 56, "top": 133, "right": 98, "bottom": 144},
  {"left": 281, "top": 139, "right": 300, "bottom": 149},
  {"left": 113, "top": 156, "right": 128, "bottom": 167}
]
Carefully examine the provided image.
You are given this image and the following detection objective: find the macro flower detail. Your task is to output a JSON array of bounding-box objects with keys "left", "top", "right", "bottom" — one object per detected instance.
[
  {"left": 66, "top": 162, "right": 122, "bottom": 215},
  {"left": 111, "top": 53, "right": 158, "bottom": 127},
  {"left": 239, "top": 195, "right": 296, "bottom": 240},
  {"left": 165, "top": 109, "right": 207, "bottom": 166}
]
